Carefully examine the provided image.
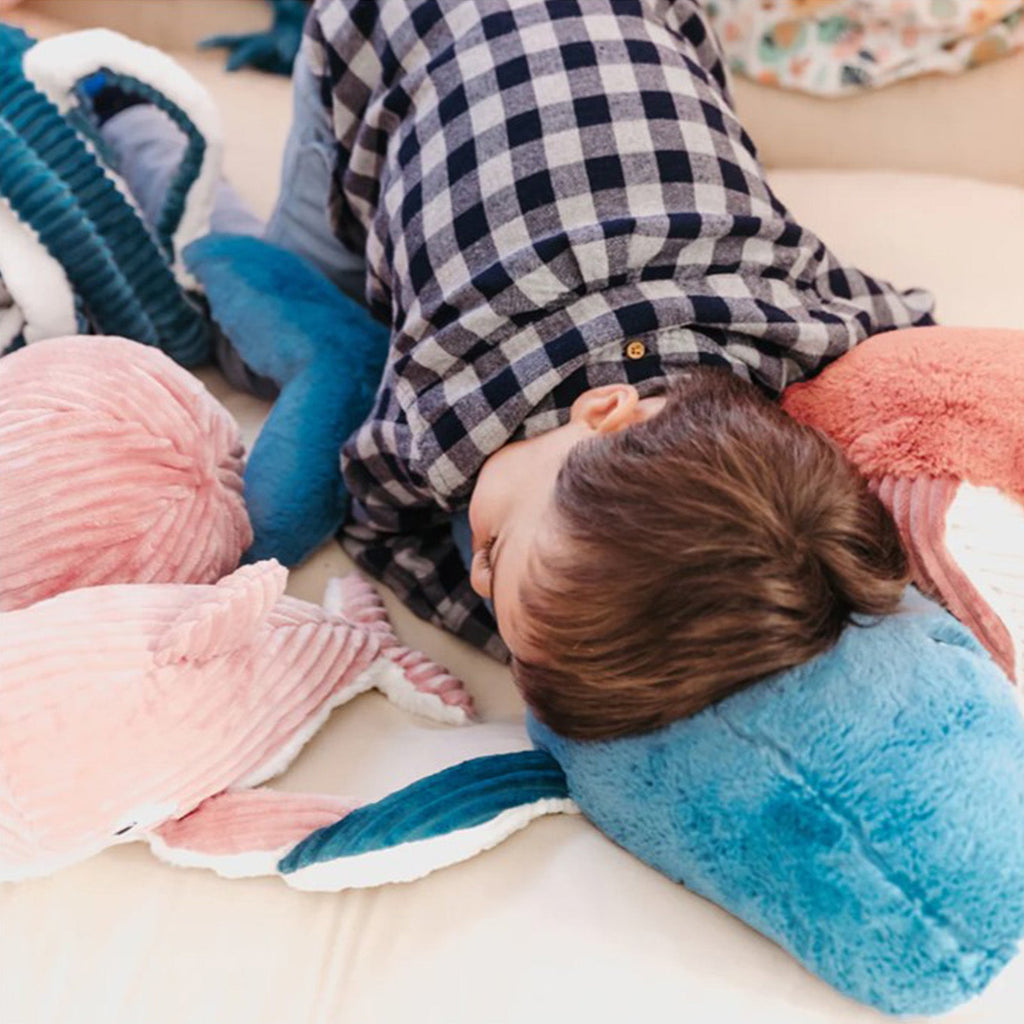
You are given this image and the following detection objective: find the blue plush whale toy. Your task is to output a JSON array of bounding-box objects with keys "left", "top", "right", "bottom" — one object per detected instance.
[{"left": 275, "top": 597, "right": 1024, "bottom": 1017}]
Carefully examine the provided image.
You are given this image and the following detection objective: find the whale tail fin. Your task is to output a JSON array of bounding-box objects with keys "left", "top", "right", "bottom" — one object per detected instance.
[
  {"left": 153, "top": 560, "right": 288, "bottom": 666},
  {"left": 277, "top": 750, "right": 577, "bottom": 891},
  {"left": 149, "top": 752, "right": 575, "bottom": 890},
  {"left": 148, "top": 788, "right": 357, "bottom": 879},
  {"left": 324, "top": 573, "right": 476, "bottom": 724}
]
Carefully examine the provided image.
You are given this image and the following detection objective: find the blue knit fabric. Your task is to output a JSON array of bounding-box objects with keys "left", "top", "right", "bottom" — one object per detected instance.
[{"left": 529, "top": 603, "right": 1024, "bottom": 1015}]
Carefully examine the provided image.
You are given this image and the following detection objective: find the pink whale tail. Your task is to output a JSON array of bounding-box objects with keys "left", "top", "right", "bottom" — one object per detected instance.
[
  {"left": 324, "top": 573, "right": 475, "bottom": 723},
  {"left": 873, "top": 474, "right": 1016, "bottom": 681},
  {"left": 148, "top": 788, "right": 358, "bottom": 878}
]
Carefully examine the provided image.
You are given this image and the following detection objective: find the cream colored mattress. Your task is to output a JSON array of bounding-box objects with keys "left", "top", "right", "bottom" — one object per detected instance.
[{"left": 3, "top": 13, "right": 1024, "bottom": 1024}]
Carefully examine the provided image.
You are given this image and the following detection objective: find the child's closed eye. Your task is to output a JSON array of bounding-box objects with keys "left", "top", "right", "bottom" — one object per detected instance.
[{"left": 480, "top": 536, "right": 496, "bottom": 572}]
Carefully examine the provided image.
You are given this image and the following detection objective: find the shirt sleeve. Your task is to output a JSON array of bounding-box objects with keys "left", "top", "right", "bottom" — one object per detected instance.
[{"left": 339, "top": 498, "right": 510, "bottom": 663}]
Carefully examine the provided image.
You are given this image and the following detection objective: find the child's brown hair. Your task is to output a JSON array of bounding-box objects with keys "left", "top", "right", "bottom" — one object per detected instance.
[{"left": 513, "top": 367, "right": 909, "bottom": 740}]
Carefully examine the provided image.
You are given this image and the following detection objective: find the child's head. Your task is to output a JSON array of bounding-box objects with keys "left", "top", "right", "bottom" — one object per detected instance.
[{"left": 468, "top": 367, "right": 908, "bottom": 740}]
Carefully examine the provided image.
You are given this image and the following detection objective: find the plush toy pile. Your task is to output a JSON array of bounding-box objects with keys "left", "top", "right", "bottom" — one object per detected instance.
[
  {"left": 0, "top": 22, "right": 390, "bottom": 567},
  {"left": 1, "top": 21, "right": 1023, "bottom": 1022},
  {"left": 3, "top": 318, "right": 1024, "bottom": 1017}
]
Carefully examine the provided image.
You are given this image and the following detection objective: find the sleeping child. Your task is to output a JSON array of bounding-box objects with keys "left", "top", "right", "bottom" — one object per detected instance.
[
  {"left": 275, "top": 0, "right": 936, "bottom": 738},
  {"left": 105, "top": 0, "right": 935, "bottom": 738}
]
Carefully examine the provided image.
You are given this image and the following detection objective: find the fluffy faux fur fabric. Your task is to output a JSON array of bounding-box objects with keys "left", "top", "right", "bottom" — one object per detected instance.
[
  {"left": 530, "top": 602, "right": 1024, "bottom": 1015},
  {"left": 783, "top": 327, "right": 1024, "bottom": 493},
  {"left": 783, "top": 326, "right": 1024, "bottom": 678}
]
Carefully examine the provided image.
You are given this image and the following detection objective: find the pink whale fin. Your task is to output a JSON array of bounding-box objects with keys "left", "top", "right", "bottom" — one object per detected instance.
[
  {"left": 873, "top": 474, "right": 1016, "bottom": 680},
  {"left": 147, "top": 788, "right": 357, "bottom": 878},
  {"left": 381, "top": 643, "right": 476, "bottom": 720},
  {"left": 153, "top": 560, "right": 289, "bottom": 667},
  {"left": 323, "top": 572, "right": 392, "bottom": 633},
  {"left": 324, "top": 572, "right": 476, "bottom": 722}
]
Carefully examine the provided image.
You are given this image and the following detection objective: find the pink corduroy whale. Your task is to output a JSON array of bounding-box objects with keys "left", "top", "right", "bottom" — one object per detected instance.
[
  {"left": 0, "top": 335, "right": 251, "bottom": 611},
  {"left": 0, "top": 560, "right": 472, "bottom": 882}
]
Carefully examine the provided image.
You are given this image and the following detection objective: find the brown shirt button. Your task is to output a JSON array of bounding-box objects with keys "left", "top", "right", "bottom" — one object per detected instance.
[{"left": 625, "top": 340, "right": 646, "bottom": 360}]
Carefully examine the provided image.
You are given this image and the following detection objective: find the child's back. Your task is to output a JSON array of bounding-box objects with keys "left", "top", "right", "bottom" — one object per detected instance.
[{"left": 294, "top": 0, "right": 929, "bottom": 730}]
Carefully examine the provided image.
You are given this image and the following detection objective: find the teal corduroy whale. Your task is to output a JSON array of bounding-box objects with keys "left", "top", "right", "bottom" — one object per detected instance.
[{"left": 0, "top": 24, "right": 217, "bottom": 363}]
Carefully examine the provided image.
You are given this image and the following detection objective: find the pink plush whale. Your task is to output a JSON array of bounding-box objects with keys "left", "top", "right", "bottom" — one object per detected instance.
[
  {"left": 0, "top": 335, "right": 252, "bottom": 610},
  {"left": 783, "top": 326, "right": 1024, "bottom": 680},
  {"left": 0, "top": 560, "right": 472, "bottom": 882}
]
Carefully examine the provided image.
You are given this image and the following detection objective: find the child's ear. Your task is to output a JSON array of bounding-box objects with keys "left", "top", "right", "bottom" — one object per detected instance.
[{"left": 571, "top": 384, "right": 642, "bottom": 434}]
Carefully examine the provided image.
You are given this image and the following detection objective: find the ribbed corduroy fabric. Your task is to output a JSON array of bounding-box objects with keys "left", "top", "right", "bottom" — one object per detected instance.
[
  {"left": 0, "top": 563, "right": 471, "bottom": 881},
  {"left": 0, "top": 335, "right": 251, "bottom": 609}
]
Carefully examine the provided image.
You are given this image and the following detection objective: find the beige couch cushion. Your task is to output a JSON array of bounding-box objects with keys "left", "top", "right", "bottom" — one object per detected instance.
[{"left": 12, "top": 0, "right": 1024, "bottom": 187}]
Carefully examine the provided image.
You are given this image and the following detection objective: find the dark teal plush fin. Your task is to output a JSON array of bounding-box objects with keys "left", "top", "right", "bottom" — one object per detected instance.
[
  {"left": 239, "top": 360, "right": 368, "bottom": 563},
  {"left": 185, "top": 234, "right": 391, "bottom": 565},
  {"left": 200, "top": 0, "right": 308, "bottom": 76},
  {"left": 278, "top": 750, "right": 577, "bottom": 891},
  {"left": 184, "top": 233, "right": 389, "bottom": 385}
]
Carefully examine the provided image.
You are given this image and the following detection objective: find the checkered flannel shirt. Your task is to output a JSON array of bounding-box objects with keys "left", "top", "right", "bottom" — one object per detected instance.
[{"left": 304, "top": 0, "right": 935, "bottom": 660}]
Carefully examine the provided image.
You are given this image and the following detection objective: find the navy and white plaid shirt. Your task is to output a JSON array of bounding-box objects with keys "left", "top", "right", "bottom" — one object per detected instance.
[{"left": 304, "top": 0, "right": 935, "bottom": 660}]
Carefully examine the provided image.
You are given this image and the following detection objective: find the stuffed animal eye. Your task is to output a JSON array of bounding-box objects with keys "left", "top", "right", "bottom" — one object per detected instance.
[{"left": 113, "top": 823, "right": 135, "bottom": 837}]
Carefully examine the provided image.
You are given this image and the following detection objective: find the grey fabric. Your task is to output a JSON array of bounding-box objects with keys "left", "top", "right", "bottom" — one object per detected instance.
[
  {"left": 100, "top": 105, "right": 281, "bottom": 397},
  {"left": 101, "top": 105, "right": 265, "bottom": 237}
]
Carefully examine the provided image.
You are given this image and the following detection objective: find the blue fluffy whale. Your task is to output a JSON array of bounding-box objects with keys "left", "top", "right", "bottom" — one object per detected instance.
[{"left": 280, "top": 599, "right": 1024, "bottom": 1016}]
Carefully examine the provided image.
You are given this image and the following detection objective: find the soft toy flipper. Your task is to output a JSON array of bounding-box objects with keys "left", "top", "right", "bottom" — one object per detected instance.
[
  {"left": 184, "top": 233, "right": 391, "bottom": 565},
  {"left": 782, "top": 326, "right": 1024, "bottom": 680},
  {"left": 200, "top": 0, "right": 308, "bottom": 76},
  {"left": 278, "top": 750, "right": 577, "bottom": 891},
  {"left": 149, "top": 788, "right": 358, "bottom": 879},
  {"left": 875, "top": 473, "right": 1016, "bottom": 677}
]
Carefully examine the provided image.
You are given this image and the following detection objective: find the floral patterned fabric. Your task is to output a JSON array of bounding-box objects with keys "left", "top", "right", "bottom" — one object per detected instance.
[{"left": 705, "top": 0, "right": 1024, "bottom": 94}]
